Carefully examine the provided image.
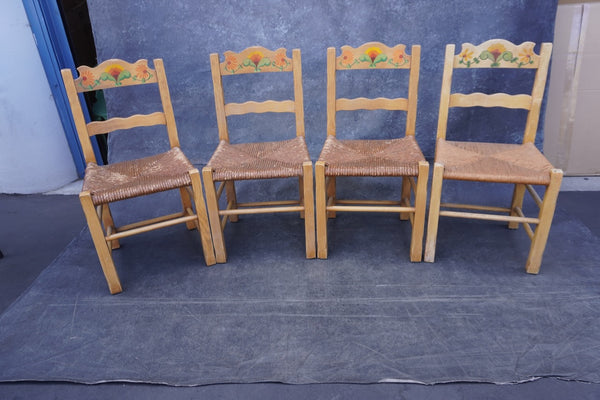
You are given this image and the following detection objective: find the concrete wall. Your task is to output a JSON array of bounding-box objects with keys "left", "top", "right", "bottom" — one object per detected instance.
[{"left": 0, "top": 1, "right": 77, "bottom": 194}]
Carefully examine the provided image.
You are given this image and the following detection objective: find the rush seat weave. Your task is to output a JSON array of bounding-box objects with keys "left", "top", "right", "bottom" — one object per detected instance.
[
  {"left": 83, "top": 147, "right": 194, "bottom": 205},
  {"left": 319, "top": 136, "right": 425, "bottom": 177}
]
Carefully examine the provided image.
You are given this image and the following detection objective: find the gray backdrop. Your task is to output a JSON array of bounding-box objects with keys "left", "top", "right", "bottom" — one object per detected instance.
[{"left": 87, "top": 0, "right": 558, "bottom": 165}]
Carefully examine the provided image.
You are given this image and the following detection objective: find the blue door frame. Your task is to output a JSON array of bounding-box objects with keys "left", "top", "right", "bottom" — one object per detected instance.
[{"left": 22, "top": 0, "right": 103, "bottom": 177}]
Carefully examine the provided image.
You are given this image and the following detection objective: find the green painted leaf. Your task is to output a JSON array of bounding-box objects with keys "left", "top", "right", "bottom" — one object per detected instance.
[
  {"left": 118, "top": 70, "right": 131, "bottom": 82},
  {"left": 99, "top": 72, "right": 115, "bottom": 82},
  {"left": 374, "top": 54, "right": 387, "bottom": 65},
  {"left": 479, "top": 50, "right": 492, "bottom": 61},
  {"left": 258, "top": 57, "right": 271, "bottom": 68},
  {"left": 359, "top": 54, "right": 370, "bottom": 63},
  {"left": 242, "top": 59, "right": 253, "bottom": 67},
  {"left": 501, "top": 51, "right": 514, "bottom": 62}
]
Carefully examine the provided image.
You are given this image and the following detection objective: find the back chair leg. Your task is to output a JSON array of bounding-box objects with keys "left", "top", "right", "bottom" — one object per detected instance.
[
  {"left": 525, "top": 169, "right": 563, "bottom": 274},
  {"left": 202, "top": 167, "right": 227, "bottom": 263},
  {"left": 225, "top": 181, "right": 239, "bottom": 222},
  {"left": 509, "top": 183, "right": 526, "bottom": 229},
  {"left": 189, "top": 169, "right": 217, "bottom": 266},
  {"left": 298, "top": 176, "right": 305, "bottom": 219},
  {"left": 410, "top": 161, "right": 429, "bottom": 262},
  {"left": 326, "top": 176, "right": 337, "bottom": 218},
  {"left": 400, "top": 177, "right": 411, "bottom": 220},
  {"left": 101, "top": 204, "right": 120, "bottom": 249},
  {"left": 303, "top": 162, "right": 316, "bottom": 259},
  {"left": 424, "top": 162, "right": 445, "bottom": 263},
  {"left": 179, "top": 187, "right": 197, "bottom": 230},
  {"left": 315, "top": 161, "right": 328, "bottom": 259},
  {"left": 80, "top": 192, "right": 123, "bottom": 294}
]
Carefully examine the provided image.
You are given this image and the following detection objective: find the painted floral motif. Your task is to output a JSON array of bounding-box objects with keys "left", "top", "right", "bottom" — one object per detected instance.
[
  {"left": 79, "top": 70, "right": 98, "bottom": 90},
  {"left": 460, "top": 42, "right": 535, "bottom": 68},
  {"left": 273, "top": 50, "right": 290, "bottom": 70},
  {"left": 101, "top": 64, "right": 131, "bottom": 85},
  {"left": 243, "top": 51, "right": 271, "bottom": 71},
  {"left": 133, "top": 63, "right": 152, "bottom": 82},
  {"left": 339, "top": 49, "right": 358, "bottom": 68},
  {"left": 389, "top": 48, "right": 409, "bottom": 67},
  {"left": 360, "top": 46, "right": 387, "bottom": 67}
]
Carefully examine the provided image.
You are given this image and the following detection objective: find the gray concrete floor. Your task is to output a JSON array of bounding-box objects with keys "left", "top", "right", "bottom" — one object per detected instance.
[{"left": 0, "top": 192, "right": 599, "bottom": 399}]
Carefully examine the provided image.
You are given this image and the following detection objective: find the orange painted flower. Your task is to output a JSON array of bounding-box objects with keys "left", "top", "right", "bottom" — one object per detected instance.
[
  {"left": 225, "top": 54, "right": 239, "bottom": 71},
  {"left": 487, "top": 43, "right": 506, "bottom": 60},
  {"left": 273, "top": 51, "right": 288, "bottom": 69},
  {"left": 134, "top": 63, "right": 151, "bottom": 81},
  {"left": 391, "top": 49, "right": 406, "bottom": 65},
  {"left": 365, "top": 46, "right": 382, "bottom": 63},
  {"left": 340, "top": 49, "right": 355, "bottom": 66},
  {"left": 459, "top": 48, "right": 474, "bottom": 62},
  {"left": 105, "top": 64, "right": 124, "bottom": 81},
  {"left": 519, "top": 47, "right": 534, "bottom": 64},
  {"left": 248, "top": 51, "right": 264, "bottom": 67},
  {"left": 80, "top": 70, "right": 96, "bottom": 88}
]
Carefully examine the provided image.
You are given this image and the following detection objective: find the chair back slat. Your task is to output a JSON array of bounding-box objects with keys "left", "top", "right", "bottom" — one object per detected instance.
[
  {"left": 449, "top": 93, "right": 532, "bottom": 109},
  {"left": 210, "top": 47, "right": 304, "bottom": 142},
  {"left": 61, "top": 58, "right": 180, "bottom": 165},
  {"left": 328, "top": 42, "right": 420, "bottom": 137},
  {"left": 74, "top": 59, "right": 158, "bottom": 92},
  {"left": 86, "top": 112, "right": 167, "bottom": 136}
]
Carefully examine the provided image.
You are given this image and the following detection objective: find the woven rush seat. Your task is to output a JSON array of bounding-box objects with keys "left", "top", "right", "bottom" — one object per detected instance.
[
  {"left": 436, "top": 140, "right": 553, "bottom": 185},
  {"left": 319, "top": 136, "right": 425, "bottom": 177},
  {"left": 207, "top": 137, "right": 311, "bottom": 181},
  {"left": 83, "top": 147, "right": 194, "bottom": 205}
]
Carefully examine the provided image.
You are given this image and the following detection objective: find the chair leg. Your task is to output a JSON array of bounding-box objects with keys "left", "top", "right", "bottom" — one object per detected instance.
[
  {"left": 202, "top": 167, "right": 227, "bottom": 263},
  {"left": 525, "top": 169, "right": 563, "bottom": 274},
  {"left": 179, "top": 187, "right": 197, "bottom": 230},
  {"left": 410, "top": 161, "right": 429, "bottom": 262},
  {"left": 400, "top": 177, "right": 411, "bottom": 220},
  {"left": 424, "top": 162, "right": 445, "bottom": 263},
  {"left": 225, "top": 181, "right": 239, "bottom": 222},
  {"left": 315, "top": 161, "right": 328, "bottom": 259},
  {"left": 189, "top": 169, "right": 217, "bottom": 266},
  {"left": 326, "top": 176, "right": 337, "bottom": 218},
  {"left": 509, "top": 183, "right": 526, "bottom": 230},
  {"left": 303, "top": 162, "right": 316, "bottom": 259},
  {"left": 298, "top": 176, "right": 305, "bottom": 219},
  {"left": 101, "top": 204, "right": 120, "bottom": 249},
  {"left": 80, "top": 191, "right": 122, "bottom": 294}
]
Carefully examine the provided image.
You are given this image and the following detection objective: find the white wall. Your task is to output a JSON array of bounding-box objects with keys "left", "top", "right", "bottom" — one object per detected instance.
[
  {"left": 0, "top": 1, "right": 77, "bottom": 194},
  {"left": 544, "top": 1, "right": 600, "bottom": 175}
]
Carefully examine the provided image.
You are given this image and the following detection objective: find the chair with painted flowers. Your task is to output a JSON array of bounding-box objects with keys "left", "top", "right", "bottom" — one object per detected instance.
[
  {"left": 203, "top": 46, "right": 315, "bottom": 262},
  {"left": 424, "top": 39, "right": 562, "bottom": 274},
  {"left": 315, "top": 42, "right": 429, "bottom": 260},
  {"left": 61, "top": 58, "right": 216, "bottom": 294}
]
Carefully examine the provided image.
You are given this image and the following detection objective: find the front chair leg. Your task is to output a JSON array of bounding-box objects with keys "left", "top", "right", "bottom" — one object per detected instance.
[
  {"left": 424, "top": 162, "right": 445, "bottom": 263},
  {"left": 189, "top": 169, "right": 217, "bottom": 266},
  {"left": 315, "top": 161, "right": 328, "bottom": 259},
  {"left": 179, "top": 187, "right": 197, "bottom": 230},
  {"left": 410, "top": 161, "right": 429, "bottom": 262},
  {"left": 302, "top": 161, "right": 316, "bottom": 259},
  {"left": 225, "top": 181, "right": 239, "bottom": 222},
  {"left": 101, "top": 204, "right": 120, "bottom": 249},
  {"left": 525, "top": 169, "right": 563, "bottom": 274},
  {"left": 400, "top": 176, "right": 411, "bottom": 220},
  {"left": 80, "top": 191, "right": 122, "bottom": 294},
  {"left": 202, "top": 167, "right": 227, "bottom": 263}
]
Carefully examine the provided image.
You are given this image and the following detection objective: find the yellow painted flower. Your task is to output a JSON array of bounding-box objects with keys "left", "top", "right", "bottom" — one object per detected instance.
[
  {"left": 341, "top": 49, "right": 355, "bottom": 66},
  {"left": 105, "top": 64, "right": 124, "bottom": 81},
  {"left": 365, "top": 46, "right": 382, "bottom": 63},
  {"left": 459, "top": 48, "right": 474, "bottom": 62},
  {"left": 225, "top": 54, "right": 239, "bottom": 71},
  {"left": 248, "top": 51, "right": 264, "bottom": 67},
  {"left": 273, "top": 51, "right": 288, "bottom": 69},
  {"left": 519, "top": 47, "right": 534, "bottom": 64},
  {"left": 487, "top": 43, "right": 506, "bottom": 60}
]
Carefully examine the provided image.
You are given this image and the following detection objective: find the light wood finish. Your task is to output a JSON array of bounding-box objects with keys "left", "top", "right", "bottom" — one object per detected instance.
[
  {"left": 425, "top": 40, "right": 562, "bottom": 274},
  {"left": 205, "top": 47, "right": 315, "bottom": 262},
  {"left": 61, "top": 58, "right": 216, "bottom": 294},
  {"left": 316, "top": 43, "right": 428, "bottom": 261}
]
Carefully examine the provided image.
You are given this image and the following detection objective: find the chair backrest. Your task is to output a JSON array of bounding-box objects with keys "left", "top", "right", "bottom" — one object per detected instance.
[
  {"left": 210, "top": 46, "right": 305, "bottom": 143},
  {"left": 61, "top": 58, "right": 180, "bottom": 165},
  {"left": 327, "top": 42, "right": 421, "bottom": 138},
  {"left": 437, "top": 39, "right": 552, "bottom": 144}
]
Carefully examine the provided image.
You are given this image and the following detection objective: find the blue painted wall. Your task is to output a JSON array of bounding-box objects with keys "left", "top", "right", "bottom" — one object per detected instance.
[{"left": 87, "top": 0, "right": 558, "bottom": 165}]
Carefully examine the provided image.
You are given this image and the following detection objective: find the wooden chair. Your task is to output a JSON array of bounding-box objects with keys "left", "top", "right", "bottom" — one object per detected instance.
[
  {"left": 424, "top": 40, "right": 562, "bottom": 273},
  {"left": 61, "top": 58, "right": 216, "bottom": 294},
  {"left": 315, "top": 42, "right": 429, "bottom": 260},
  {"left": 203, "top": 47, "right": 315, "bottom": 262}
]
